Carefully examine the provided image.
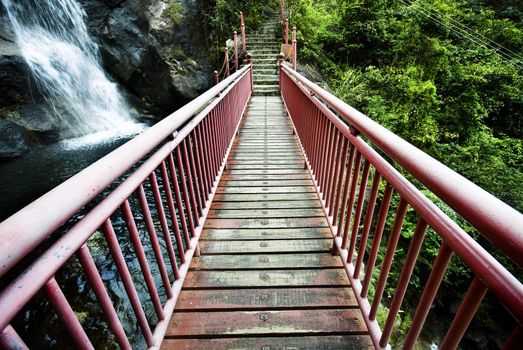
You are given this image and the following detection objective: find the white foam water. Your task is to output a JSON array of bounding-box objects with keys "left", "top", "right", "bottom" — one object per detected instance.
[{"left": 2, "top": 0, "right": 143, "bottom": 138}]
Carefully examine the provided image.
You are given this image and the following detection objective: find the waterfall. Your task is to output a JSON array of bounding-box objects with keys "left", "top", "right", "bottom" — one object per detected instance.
[{"left": 1, "top": 0, "right": 143, "bottom": 140}]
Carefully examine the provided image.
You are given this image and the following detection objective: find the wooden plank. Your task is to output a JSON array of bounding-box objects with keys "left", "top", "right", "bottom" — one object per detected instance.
[
  {"left": 219, "top": 180, "right": 313, "bottom": 187},
  {"left": 210, "top": 200, "right": 321, "bottom": 210},
  {"left": 213, "top": 193, "right": 318, "bottom": 202},
  {"left": 225, "top": 169, "right": 309, "bottom": 175},
  {"left": 165, "top": 309, "right": 366, "bottom": 337},
  {"left": 191, "top": 253, "right": 343, "bottom": 269},
  {"left": 199, "top": 239, "right": 332, "bottom": 254},
  {"left": 228, "top": 164, "right": 305, "bottom": 170},
  {"left": 221, "top": 174, "right": 311, "bottom": 180},
  {"left": 208, "top": 208, "right": 324, "bottom": 219},
  {"left": 231, "top": 153, "right": 301, "bottom": 157},
  {"left": 216, "top": 186, "right": 316, "bottom": 194},
  {"left": 204, "top": 218, "right": 328, "bottom": 229},
  {"left": 175, "top": 287, "right": 356, "bottom": 309},
  {"left": 227, "top": 160, "right": 304, "bottom": 165},
  {"left": 183, "top": 269, "right": 350, "bottom": 288},
  {"left": 161, "top": 335, "right": 374, "bottom": 350},
  {"left": 201, "top": 227, "right": 332, "bottom": 240}
]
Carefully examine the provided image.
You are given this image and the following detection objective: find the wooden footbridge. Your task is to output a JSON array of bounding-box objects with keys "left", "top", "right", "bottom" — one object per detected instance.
[{"left": 0, "top": 10, "right": 522, "bottom": 350}]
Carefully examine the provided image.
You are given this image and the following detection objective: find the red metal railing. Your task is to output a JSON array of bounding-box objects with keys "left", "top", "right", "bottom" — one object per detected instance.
[
  {"left": 0, "top": 64, "right": 252, "bottom": 349},
  {"left": 279, "top": 62, "right": 523, "bottom": 349},
  {"left": 213, "top": 12, "right": 247, "bottom": 84}
]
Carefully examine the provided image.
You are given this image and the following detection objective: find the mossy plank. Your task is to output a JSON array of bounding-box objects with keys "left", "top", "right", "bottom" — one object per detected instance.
[
  {"left": 165, "top": 309, "right": 366, "bottom": 337},
  {"left": 161, "top": 335, "right": 374, "bottom": 350},
  {"left": 191, "top": 253, "right": 342, "bottom": 269},
  {"left": 175, "top": 287, "right": 356, "bottom": 309},
  {"left": 199, "top": 239, "right": 332, "bottom": 254}
]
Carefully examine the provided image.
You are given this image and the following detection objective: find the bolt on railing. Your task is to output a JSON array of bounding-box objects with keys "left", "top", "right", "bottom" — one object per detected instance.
[
  {"left": 0, "top": 64, "right": 253, "bottom": 349},
  {"left": 279, "top": 62, "right": 523, "bottom": 350}
]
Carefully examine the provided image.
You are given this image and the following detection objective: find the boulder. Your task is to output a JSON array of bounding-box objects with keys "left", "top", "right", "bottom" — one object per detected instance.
[
  {"left": 0, "top": 19, "right": 35, "bottom": 106},
  {"left": 0, "top": 120, "right": 29, "bottom": 159}
]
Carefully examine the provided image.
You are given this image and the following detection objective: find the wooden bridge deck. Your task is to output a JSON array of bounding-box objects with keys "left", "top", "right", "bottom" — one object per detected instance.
[{"left": 161, "top": 96, "right": 372, "bottom": 349}]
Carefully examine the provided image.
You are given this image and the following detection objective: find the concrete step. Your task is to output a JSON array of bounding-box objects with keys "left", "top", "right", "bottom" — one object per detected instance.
[
  {"left": 253, "top": 79, "right": 279, "bottom": 86},
  {"left": 251, "top": 51, "right": 280, "bottom": 58},
  {"left": 253, "top": 69, "right": 279, "bottom": 75}
]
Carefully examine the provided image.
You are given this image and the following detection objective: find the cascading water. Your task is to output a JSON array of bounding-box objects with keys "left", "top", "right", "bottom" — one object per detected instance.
[{"left": 1, "top": 0, "right": 143, "bottom": 142}]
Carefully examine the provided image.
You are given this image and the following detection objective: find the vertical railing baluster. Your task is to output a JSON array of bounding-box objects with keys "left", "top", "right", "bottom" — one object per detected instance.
[
  {"left": 186, "top": 136, "right": 204, "bottom": 217},
  {"left": 102, "top": 219, "right": 154, "bottom": 346},
  {"left": 224, "top": 48, "right": 230, "bottom": 78},
  {"left": 202, "top": 117, "right": 215, "bottom": 187},
  {"left": 318, "top": 121, "right": 332, "bottom": 191},
  {"left": 138, "top": 181, "right": 174, "bottom": 297},
  {"left": 369, "top": 197, "right": 408, "bottom": 320},
  {"left": 233, "top": 31, "right": 239, "bottom": 72},
  {"left": 332, "top": 138, "right": 349, "bottom": 223},
  {"left": 439, "top": 278, "right": 488, "bottom": 349},
  {"left": 403, "top": 243, "right": 453, "bottom": 349},
  {"left": 43, "top": 277, "right": 94, "bottom": 350},
  {"left": 284, "top": 18, "right": 289, "bottom": 44},
  {"left": 328, "top": 133, "right": 345, "bottom": 217},
  {"left": 168, "top": 154, "right": 191, "bottom": 248},
  {"left": 197, "top": 124, "right": 211, "bottom": 195},
  {"left": 380, "top": 218, "right": 428, "bottom": 346},
  {"left": 0, "top": 325, "right": 29, "bottom": 350},
  {"left": 324, "top": 129, "right": 339, "bottom": 203},
  {"left": 347, "top": 159, "right": 371, "bottom": 262},
  {"left": 337, "top": 145, "right": 356, "bottom": 237},
  {"left": 77, "top": 245, "right": 131, "bottom": 350},
  {"left": 160, "top": 160, "right": 186, "bottom": 268},
  {"left": 121, "top": 199, "right": 165, "bottom": 320},
  {"left": 240, "top": 11, "right": 246, "bottom": 55},
  {"left": 341, "top": 150, "right": 362, "bottom": 248},
  {"left": 292, "top": 26, "right": 297, "bottom": 70},
  {"left": 193, "top": 128, "right": 208, "bottom": 204},
  {"left": 175, "top": 148, "right": 196, "bottom": 238},
  {"left": 361, "top": 183, "right": 394, "bottom": 298},
  {"left": 354, "top": 170, "right": 382, "bottom": 279}
]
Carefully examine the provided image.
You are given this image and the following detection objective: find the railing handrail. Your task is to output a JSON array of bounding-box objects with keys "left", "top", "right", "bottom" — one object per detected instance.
[
  {"left": 281, "top": 64, "right": 523, "bottom": 267},
  {"left": 280, "top": 62, "right": 523, "bottom": 349},
  {"left": 0, "top": 64, "right": 251, "bottom": 279}
]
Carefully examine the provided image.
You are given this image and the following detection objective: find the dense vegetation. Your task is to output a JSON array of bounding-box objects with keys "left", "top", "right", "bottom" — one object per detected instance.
[
  {"left": 285, "top": 0, "right": 522, "bottom": 348},
  {"left": 194, "top": 0, "right": 280, "bottom": 63}
]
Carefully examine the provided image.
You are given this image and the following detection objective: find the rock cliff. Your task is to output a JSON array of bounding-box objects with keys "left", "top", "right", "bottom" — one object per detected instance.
[{"left": 0, "top": 0, "right": 213, "bottom": 158}]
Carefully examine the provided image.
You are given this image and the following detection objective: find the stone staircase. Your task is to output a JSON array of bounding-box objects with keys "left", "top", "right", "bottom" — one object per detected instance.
[{"left": 245, "top": 18, "right": 280, "bottom": 96}]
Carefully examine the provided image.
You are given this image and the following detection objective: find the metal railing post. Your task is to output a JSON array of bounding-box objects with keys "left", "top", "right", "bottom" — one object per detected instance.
[
  {"left": 224, "top": 48, "right": 230, "bottom": 78},
  {"left": 280, "top": 0, "right": 284, "bottom": 22},
  {"left": 284, "top": 18, "right": 289, "bottom": 44},
  {"left": 247, "top": 52, "right": 253, "bottom": 92},
  {"left": 240, "top": 12, "right": 246, "bottom": 55},
  {"left": 213, "top": 70, "right": 219, "bottom": 85},
  {"left": 233, "top": 31, "right": 239, "bottom": 72},
  {"left": 292, "top": 26, "right": 297, "bottom": 70},
  {"left": 278, "top": 52, "right": 284, "bottom": 91}
]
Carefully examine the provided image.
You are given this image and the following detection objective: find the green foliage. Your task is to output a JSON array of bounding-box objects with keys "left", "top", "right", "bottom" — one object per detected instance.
[
  {"left": 168, "top": 1, "right": 183, "bottom": 25},
  {"left": 288, "top": 0, "right": 522, "bottom": 346},
  {"left": 196, "top": 0, "right": 279, "bottom": 64}
]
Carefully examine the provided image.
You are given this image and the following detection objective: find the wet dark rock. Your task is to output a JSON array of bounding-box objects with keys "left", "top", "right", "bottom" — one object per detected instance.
[
  {"left": 0, "top": 20, "right": 35, "bottom": 106},
  {"left": 17, "top": 104, "right": 60, "bottom": 140},
  {"left": 0, "top": 120, "right": 29, "bottom": 159},
  {"left": 80, "top": 0, "right": 213, "bottom": 115}
]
